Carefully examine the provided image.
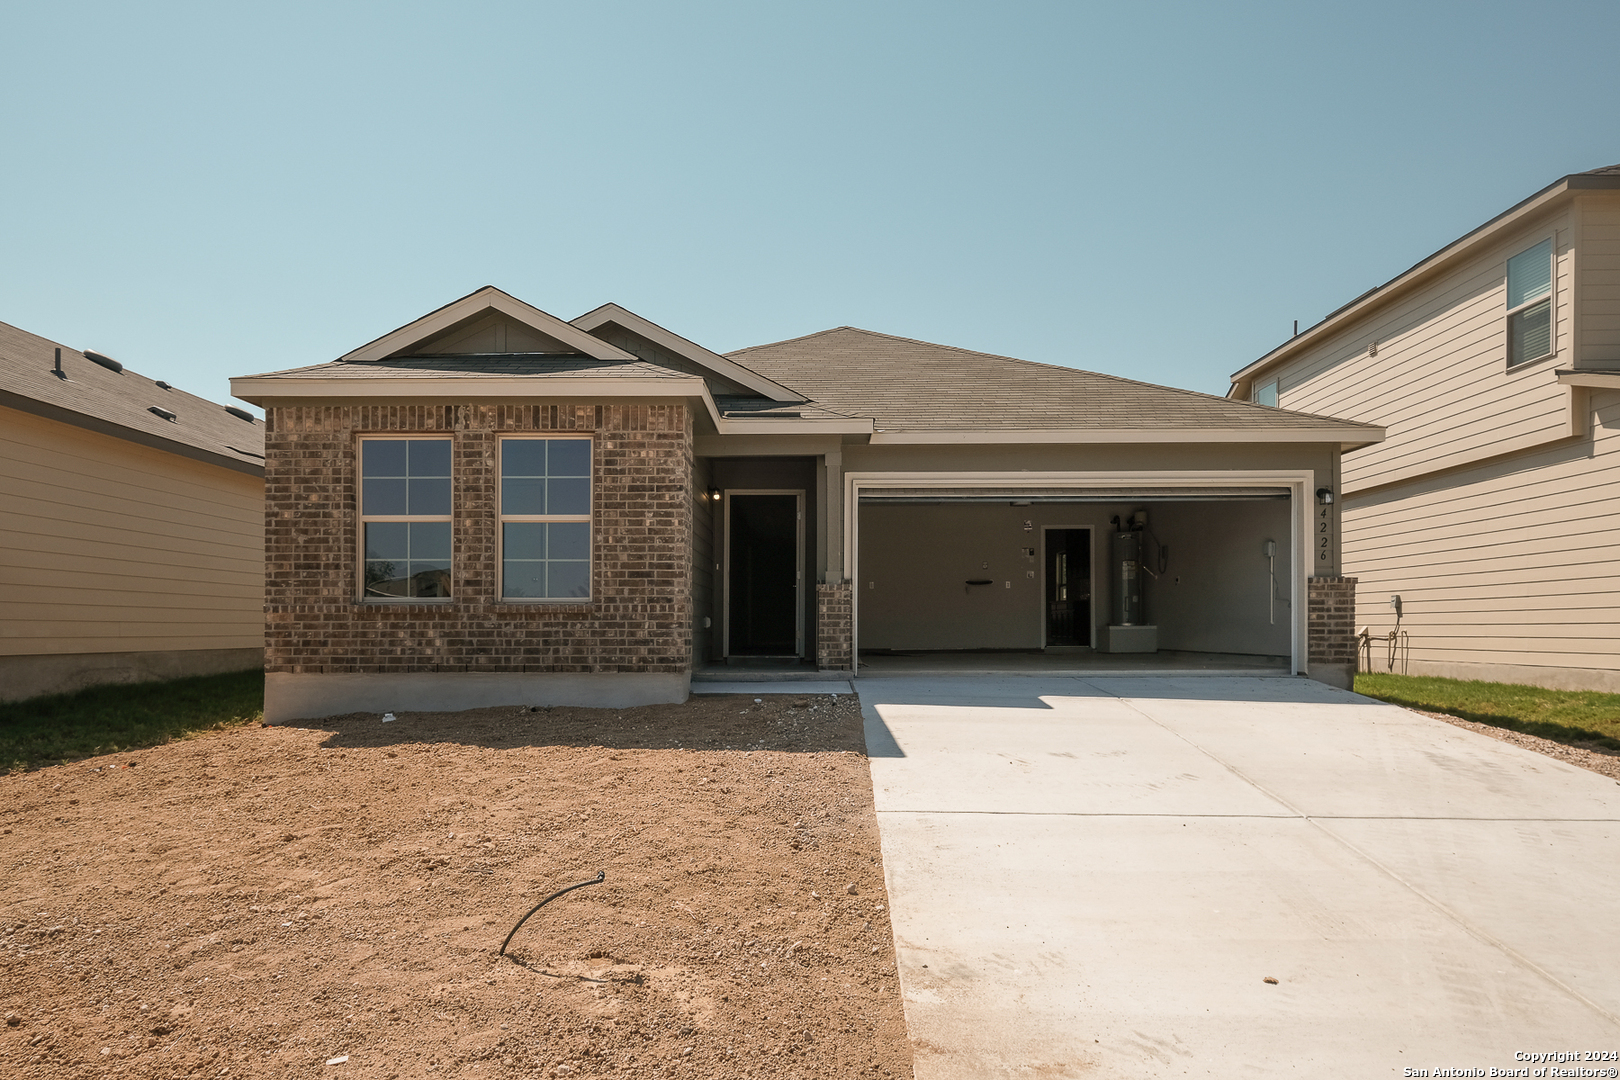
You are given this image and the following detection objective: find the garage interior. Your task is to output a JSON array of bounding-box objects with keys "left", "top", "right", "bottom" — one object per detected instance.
[{"left": 855, "top": 490, "right": 1294, "bottom": 672}]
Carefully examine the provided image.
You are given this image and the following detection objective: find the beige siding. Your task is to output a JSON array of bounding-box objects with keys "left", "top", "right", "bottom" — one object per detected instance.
[
  {"left": 0, "top": 405, "right": 264, "bottom": 656},
  {"left": 1344, "top": 389, "right": 1620, "bottom": 675},
  {"left": 1580, "top": 195, "right": 1620, "bottom": 362},
  {"left": 1277, "top": 208, "right": 1574, "bottom": 493}
]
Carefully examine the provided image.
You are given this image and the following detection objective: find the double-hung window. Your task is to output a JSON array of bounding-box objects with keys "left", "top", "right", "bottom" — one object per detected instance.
[
  {"left": 500, "top": 437, "right": 591, "bottom": 600},
  {"left": 360, "top": 438, "right": 452, "bottom": 599},
  {"left": 1507, "top": 238, "right": 1553, "bottom": 367}
]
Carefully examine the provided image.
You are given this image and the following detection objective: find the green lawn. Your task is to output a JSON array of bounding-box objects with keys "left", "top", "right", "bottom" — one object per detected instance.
[
  {"left": 0, "top": 669, "right": 264, "bottom": 774},
  {"left": 1354, "top": 671, "right": 1620, "bottom": 751}
]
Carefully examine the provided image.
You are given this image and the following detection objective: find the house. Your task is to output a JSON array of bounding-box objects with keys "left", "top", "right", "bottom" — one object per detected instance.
[
  {"left": 230, "top": 288, "right": 1382, "bottom": 723},
  {"left": 1228, "top": 164, "right": 1620, "bottom": 691},
  {"left": 0, "top": 321, "right": 266, "bottom": 702}
]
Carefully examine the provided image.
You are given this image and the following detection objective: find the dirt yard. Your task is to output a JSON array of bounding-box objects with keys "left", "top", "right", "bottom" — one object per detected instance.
[{"left": 0, "top": 692, "right": 913, "bottom": 1079}]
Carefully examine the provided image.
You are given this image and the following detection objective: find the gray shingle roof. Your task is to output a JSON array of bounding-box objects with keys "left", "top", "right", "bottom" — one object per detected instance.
[
  {"left": 0, "top": 320, "right": 265, "bottom": 475},
  {"left": 242, "top": 355, "right": 694, "bottom": 380},
  {"left": 726, "top": 327, "right": 1376, "bottom": 432}
]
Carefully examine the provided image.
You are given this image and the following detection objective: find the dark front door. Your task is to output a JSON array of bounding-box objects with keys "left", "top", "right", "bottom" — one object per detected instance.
[
  {"left": 1045, "top": 529, "right": 1092, "bottom": 646},
  {"left": 727, "top": 493, "right": 800, "bottom": 655}
]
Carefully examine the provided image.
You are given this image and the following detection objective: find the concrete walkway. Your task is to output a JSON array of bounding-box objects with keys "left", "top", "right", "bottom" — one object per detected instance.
[{"left": 859, "top": 674, "right": 1620, "bottom": 1078}]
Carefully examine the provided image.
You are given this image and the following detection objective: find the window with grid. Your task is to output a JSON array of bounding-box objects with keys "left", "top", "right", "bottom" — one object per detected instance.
[
  {"left": 360, "top": 438, "right": 452, "bottom": 599},
  {"left": 1507, "top": 238, "right": 1553, "bottom": 367},
  {"left": 500, "top": 437, "right": 591, "bottom": 600}
]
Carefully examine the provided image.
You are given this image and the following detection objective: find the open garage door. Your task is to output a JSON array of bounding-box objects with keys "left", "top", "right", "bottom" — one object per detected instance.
[{"left": 853, "top": 486, "right": 1296, "bottom": 669}]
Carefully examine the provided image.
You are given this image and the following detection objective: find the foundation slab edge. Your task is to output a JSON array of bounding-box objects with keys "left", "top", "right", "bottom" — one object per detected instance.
[{"left": 264, "top": 671, "right": 691, "bottom": 724}]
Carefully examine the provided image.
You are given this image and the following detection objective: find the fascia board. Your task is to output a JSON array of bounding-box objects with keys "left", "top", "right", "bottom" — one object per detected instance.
[
  {"left": 230, "top": 375, "right": 708, "bottom": 403},
  {"left": 867, "top": 426, "right": 1383, "bottom": 448},
  {"left": 715, "top": 417, "right": 874, "bottom": 435},
  {"left": 570, "top": 303, "right": 804, "bottom": 402},
  {"left": 1228, "top": 177, "right": 1588, "bottom": 390},
  {"left": 338, "top": 288, "right": 637, "bottom": 363}
]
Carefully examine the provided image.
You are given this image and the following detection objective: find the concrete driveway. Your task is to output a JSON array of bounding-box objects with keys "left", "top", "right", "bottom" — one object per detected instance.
[{"left": 860, "top": 675, "right": 1620, "bottom": 1078}]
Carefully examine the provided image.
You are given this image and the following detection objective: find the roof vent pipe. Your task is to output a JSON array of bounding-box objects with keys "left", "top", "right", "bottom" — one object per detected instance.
[
  {"left": 53, "top": 347, "right": 66, "bottom": 380},
  {"left": 84, "top": 349, "right": 123, "bottom": 373}
]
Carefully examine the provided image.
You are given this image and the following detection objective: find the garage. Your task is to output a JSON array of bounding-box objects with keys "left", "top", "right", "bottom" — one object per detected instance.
[{"left": 851, "top": 478, "right": 1304, "bottom": 671}]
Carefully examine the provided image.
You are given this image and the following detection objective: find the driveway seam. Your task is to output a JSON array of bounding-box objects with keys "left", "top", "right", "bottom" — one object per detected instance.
[{"left": 1089, "top": 679, "right": 1620, "bottom": 1030}]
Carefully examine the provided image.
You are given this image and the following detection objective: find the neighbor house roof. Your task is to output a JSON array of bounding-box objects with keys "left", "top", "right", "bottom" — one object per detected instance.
[
  {"left": 0, "top": 320, "right": 265, "bottom": 476},
  {"left": 726, "top": 326, "right": 1382, "bottom": 445},
  {"left": 1228, "top": 162, "right": 1620, "bottom": 397}
]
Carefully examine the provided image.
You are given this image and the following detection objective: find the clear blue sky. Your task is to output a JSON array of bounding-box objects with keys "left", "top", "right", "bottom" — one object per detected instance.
[{"left": 4, "top": 1, "right": 1618, "bottom": 412}]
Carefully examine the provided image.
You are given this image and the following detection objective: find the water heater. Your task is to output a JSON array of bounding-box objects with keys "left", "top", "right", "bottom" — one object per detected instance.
[{"left": 1111, "top": 529, "right": 1143, "bottom": 625}]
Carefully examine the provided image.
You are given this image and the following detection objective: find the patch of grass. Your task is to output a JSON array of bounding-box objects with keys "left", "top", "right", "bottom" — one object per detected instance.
[
  {"left": 0, "top": 669, "right": 263, "bottom": 774},
  {"left": 1354, "top": 671, "right": 1620, "bottom": 751}
]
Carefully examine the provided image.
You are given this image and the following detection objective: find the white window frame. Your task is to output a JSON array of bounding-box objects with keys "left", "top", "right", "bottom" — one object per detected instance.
[
  {"left": 1506, "top": 235, "right": 1556, "bottom": 369},
  {"left": 498, "top": 435, "right": 594, "bottom": 603},
  {"left": 357, "top": 434, "right": 454, "bottom": 603},
  {"left": 1253, "top": 378, "right": 1279, "bottom": 407}
]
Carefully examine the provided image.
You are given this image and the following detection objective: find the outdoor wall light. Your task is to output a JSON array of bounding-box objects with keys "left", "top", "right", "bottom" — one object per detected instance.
[
  {"left": 707, "top": 487, "right": 722, "bottom": 502},
  {"left": 1316, "top": 487, "right": 1335, "bottom": 505}
]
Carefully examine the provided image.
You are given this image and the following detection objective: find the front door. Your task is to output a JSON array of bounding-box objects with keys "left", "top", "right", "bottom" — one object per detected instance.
[
  {"left": 1045, "top": 528, "right": 1092, "bottom": 647},
  {"left": 725, "top": 492, "right": 803, "bottom": 656}
]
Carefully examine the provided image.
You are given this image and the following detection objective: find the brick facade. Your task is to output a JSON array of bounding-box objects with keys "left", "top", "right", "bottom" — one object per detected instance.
[
  {"left": 816, "top": 581, "right": 853, "bottom": 671},
  {"left": 264, "top": 403, "right": 692, "bottom": 675},
  {"left": 1308, "top": 575, "right": 1358, "bottom": 687}
]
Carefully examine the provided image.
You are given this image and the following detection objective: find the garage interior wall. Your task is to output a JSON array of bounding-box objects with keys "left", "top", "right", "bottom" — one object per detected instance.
[{"left": 857, "top": 499, "right": 1291, "bottom": 656}]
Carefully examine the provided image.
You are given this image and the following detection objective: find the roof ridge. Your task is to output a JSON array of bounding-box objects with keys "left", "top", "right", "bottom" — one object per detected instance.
[{"left": 725, "top": 325, "right": 862, "bottom": 355}]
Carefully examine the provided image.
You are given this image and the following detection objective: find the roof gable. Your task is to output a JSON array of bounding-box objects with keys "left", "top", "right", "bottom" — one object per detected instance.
[
  {"left": 571, "top": 303, "right": 801, "bottom": 401},
  {"left": 1229, "top": 162, "right": 1620, "bottom": 393},
  {"left": 338, "top": 286, "right": 636, "bottom": 363}
]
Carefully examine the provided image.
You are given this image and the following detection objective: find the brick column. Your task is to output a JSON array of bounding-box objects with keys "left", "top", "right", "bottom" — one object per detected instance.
[
  {"left": 1308, "top": 576, "right": 1357, "bottom": 690},
  {"left": 816, "top": 581, "right": 853, "bottom": 672}
]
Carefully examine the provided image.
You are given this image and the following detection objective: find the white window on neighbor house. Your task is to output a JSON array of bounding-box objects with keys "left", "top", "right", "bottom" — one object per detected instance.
[
  {"left": 1507, "top": 237, "right": 1554, "bottom": 367},
  {"left": 499, "top": 437, "right": 592, "bottom": 600},
  {"left": 1253, "top": 378, "right": 1279, "bottom": 407},
  {"left": 359, "top": 437, "right": 453, "bottom": 599}
]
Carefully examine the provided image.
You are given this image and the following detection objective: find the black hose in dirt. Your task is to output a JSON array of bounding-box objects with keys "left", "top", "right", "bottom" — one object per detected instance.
[{"left": 499, "top": 871, "right": 605, "bottom": 956}]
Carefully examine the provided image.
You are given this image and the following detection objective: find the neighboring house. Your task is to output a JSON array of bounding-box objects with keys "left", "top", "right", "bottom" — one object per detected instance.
[
  {"left": 231, "top": 287, "right": 1382, "bottom": 723},
  {"left": 1229, "top": 164, "right": 1620, "bottom": 691},
  {"left": 0, "top": 322, "right": 266, "bottom": 702}
]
